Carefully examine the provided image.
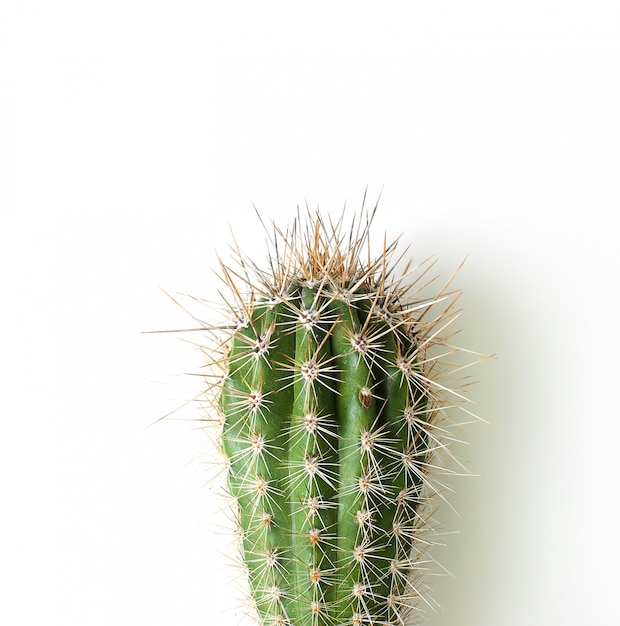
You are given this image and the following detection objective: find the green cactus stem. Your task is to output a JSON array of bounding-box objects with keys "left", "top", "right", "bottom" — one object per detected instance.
[{"left": 198, "top": 204, "right": 483, "bottom": 626}]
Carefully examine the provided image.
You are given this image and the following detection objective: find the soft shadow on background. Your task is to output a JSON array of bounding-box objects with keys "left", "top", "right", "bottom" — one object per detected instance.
[{"left": 425, "top": 270, "right": 520, "bottom": 626}]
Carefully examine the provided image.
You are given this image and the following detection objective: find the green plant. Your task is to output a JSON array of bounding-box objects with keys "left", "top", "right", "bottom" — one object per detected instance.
[{"left": 198, "top": 203, "right": 483, "bottom": 626}]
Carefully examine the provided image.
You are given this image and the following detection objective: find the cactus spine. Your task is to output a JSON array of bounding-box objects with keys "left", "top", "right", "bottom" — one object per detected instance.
[{"left": 200, "top": 205, "right": 479, "bottom": 626}]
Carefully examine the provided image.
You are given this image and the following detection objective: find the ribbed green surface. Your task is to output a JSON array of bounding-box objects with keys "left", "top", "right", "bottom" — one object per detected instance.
[{"left": 221, "top": 283, "right": 430, "bottom": 626}]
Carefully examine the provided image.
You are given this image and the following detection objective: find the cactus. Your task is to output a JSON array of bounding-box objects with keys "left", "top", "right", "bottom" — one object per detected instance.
[{"left": 196, "top": 203, "right": 482, "bottom": 626}]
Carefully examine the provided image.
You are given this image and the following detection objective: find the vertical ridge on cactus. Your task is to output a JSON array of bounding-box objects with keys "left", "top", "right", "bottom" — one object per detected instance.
[{"left": 191, "top": 201, "right": 485, "bottom": 626}]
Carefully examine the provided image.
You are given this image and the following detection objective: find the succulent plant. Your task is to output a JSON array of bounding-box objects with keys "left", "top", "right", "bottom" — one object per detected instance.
[{"left": 193, "top": 202, "right": 483, "bottom": 626}]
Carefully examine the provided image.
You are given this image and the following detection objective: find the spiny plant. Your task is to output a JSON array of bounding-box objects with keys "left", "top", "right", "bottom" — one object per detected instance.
[{"left": 182, "top": 200, "right": 484, "bottom": 626}]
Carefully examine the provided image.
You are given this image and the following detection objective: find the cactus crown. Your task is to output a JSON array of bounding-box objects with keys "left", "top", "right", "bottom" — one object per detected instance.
[{"left": 194, "top": 204, "right": 481, "bottom": 626}]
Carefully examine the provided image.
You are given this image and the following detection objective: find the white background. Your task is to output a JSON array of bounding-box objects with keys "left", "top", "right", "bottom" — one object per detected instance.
[{"left": 1, "top": 1, "right": 619, "bottom": 625}]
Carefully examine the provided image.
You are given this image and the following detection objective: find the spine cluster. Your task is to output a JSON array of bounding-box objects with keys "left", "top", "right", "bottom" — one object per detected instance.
[{"left": 198, "top": 207, "right": 479, "bottom": 626}]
